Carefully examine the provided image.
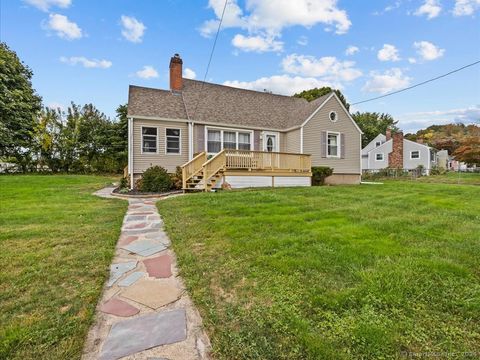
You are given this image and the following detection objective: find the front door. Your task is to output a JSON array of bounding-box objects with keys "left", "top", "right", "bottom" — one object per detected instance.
[{"left": 264, "top": 134, "right": 278, "bottom": 152}]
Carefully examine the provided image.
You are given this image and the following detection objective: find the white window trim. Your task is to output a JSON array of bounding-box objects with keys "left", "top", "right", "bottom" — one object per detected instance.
[
  {"left": 262, "top": 131, "right": 280, "bottom": 152},
  {"left": 205, "top": 126, "right": 254, "bottom": 155},
  {"left": 410, "top": 150, "right": 420, "bottom": 159},
  {"left": 326, "top": 131, "right": 341, "bottom": 158},
  {"left": 329, "top": 111, "right": 338, "bottom": 123},
  {"left": 141, "top": 126, "right": 158, "bottom": 155},
  {"left": 375, "top": 153, "right": 384, "bottom": 161},
  {"left": 165, "top": 127, "right": 182, "bottom": 155}
]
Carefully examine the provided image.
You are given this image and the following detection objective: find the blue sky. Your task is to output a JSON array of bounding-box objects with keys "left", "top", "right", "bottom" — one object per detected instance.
[{"left": 1, "top": 0, "right": 479, "bottom": 132}]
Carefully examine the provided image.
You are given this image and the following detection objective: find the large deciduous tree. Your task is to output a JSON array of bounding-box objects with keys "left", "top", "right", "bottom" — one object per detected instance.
[
  {"left": 294, "top": 87, "right": 350, "bottom": 110},
  {"left": 352, "top": 112, "right": 400, "bottom": 147},
  {"left": 0, "top": 42, "right": 42, "bottom": 170}
]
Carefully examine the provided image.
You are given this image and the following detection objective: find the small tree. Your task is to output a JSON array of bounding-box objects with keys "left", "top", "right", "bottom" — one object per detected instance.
[{"left": 352, "top": 112, "right": 400, "bottom": 148}]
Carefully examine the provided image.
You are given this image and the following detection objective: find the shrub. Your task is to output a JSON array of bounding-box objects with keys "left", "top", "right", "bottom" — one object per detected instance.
[
  {"left": 119, "top": 176, "right": 128, "bottom": 189},
  {"left": 139, "top": 166, "right": 172, "bottom": 193},
  {"left": 311, "top": 166, "right": 333, "bottom": 186},
  {"left": 170, "top": 166, "right": 183, "bottom": 190}
]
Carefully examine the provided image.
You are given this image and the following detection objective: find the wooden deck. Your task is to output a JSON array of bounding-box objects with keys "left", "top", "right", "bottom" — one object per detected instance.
[{"left": 181, "top": 149, "right": 312, "bottom": 191}]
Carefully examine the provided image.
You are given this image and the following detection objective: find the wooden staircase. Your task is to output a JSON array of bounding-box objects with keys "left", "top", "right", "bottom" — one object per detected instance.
[{"left": 181, "top": 151, "right": 226, "bottom": 192}]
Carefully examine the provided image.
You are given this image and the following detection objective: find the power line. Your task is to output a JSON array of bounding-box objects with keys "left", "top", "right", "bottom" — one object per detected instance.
[
  {"left": 191, "top": 0, "right": 228, "bottom": 120},
  {"left": 351, "top": 60, "right": 480, "bottom": 106}
]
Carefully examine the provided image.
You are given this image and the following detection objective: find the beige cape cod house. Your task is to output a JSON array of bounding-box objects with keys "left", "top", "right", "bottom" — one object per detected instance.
[{"left": 127, "top": 54, "right": 363, "bottom": 191}]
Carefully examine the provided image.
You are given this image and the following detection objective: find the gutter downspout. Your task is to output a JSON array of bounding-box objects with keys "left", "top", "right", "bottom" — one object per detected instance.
[
  {"left": 181, "top": 91, "right": 193, "bottom": 160},
  {"left": 300, "top": 126, "right": 304, "bottom": 154},
  {"left": 128, "top": 117, "right": 134, "bottom": 189}
]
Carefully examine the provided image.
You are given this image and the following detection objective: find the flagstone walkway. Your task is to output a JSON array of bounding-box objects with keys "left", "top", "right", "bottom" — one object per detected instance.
[{"left": 83, "top": 190, "right": 210, "bottom": 360}]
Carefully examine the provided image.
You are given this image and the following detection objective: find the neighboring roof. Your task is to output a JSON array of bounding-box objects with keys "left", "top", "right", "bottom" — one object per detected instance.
[{"left": 128, "top": 79, "right": 331, "bottom": 130}]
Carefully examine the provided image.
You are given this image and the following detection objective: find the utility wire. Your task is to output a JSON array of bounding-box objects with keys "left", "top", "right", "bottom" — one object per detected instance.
[
  {"left": 191, "top": 0, "right": 228, "bottom": 120},
  {"left": 351, "top": 60, "right": 480, "bottom": 106}
]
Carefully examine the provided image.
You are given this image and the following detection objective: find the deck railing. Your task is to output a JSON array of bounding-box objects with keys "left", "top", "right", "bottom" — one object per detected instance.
[
  {"left": 225, "top": 149, "right": 311, "bottom": 173},
  {"left": 203, "top": 149, "right": 227, "bottom": 183},
  {"left": 181, "top": 151, "right": 207, "bottom": 189}
]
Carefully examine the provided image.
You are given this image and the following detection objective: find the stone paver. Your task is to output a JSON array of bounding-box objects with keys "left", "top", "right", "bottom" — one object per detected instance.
[
  {"left": 120, "top": 279, "right": 181, "bottom": 309},
  {"left": 107, "top": 261, "right": 137, "bottom": 287},
  {"left": 118, "top": 271, "right": 145, "bottom": 287},
  {"left": 144, "top": 254, "right": 173, "bottom": 278},
  {"left": 100, "top": 298, "right": 139, "bottom": 317},
  {"left": 121, "top": 239, "right": 167, "bottom": 257},
  {"left": 99, "top": 309, "right": 187, "bottom": 360},
  {"left": 83, "top": 193, "right": 210, "bottom": 360}
]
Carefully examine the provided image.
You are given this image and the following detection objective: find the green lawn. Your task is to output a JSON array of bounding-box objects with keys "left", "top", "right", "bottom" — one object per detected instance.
[
  {"left": 416, "top": 172, "right": 480, "bottom": 185},
  {"left": 159, "top": 182, "right": 480, "bottom": 359},
  {"left": 0, "top": 175, "right": 127, "bottom": 360}
]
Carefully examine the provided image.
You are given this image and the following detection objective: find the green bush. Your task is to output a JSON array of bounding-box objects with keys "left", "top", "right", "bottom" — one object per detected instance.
[
  {"left": 311, "top": 166, "right": 333, "bottom": 186},
  {"left": 139, "top": 166, "right": 172, "bottom": 193},
  {"left": 170, "top": 166, "right": 183, "bottom": 190},
  {"left": 119, "top": 176, "right": 128, "bottom": 189}
]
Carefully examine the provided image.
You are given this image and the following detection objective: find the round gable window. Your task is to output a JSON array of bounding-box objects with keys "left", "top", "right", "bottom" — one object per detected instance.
[{"left": 329, "top": 111, "right": 338, "bottom": 122}]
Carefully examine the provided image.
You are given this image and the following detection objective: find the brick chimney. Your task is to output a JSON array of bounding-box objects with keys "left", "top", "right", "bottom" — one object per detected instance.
[
  {"left": 169, "top": 53, "right": 183, "bottom": 91},
  {"left": 386, "top": 128, "right": 392, "bottom": 141},
  {"left": 389, "top": 132, "right": 404, "bottom": 168}
]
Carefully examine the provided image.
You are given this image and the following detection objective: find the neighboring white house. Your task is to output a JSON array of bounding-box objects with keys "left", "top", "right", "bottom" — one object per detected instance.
[{"left": 362, "top": 130, "right": 438, "bottom": 174}]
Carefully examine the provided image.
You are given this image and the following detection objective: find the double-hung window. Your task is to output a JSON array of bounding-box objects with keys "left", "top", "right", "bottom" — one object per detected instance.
[
  {"left": 142, "top": 127, "right": 157, "bottom": 153},
  {"left": 223, "top": 131, "right": 236, "bottom": 149},
  {"left": 166, "top": 128, "right": 180, "bottom": 154},
  {"left": 327, "top": 132, "right": 340, "bottom": 157},
  {"left": 376, "top": 153, "right": 384, "bottom": 161},
  {"left": 411, "top": 150, "right": 420, "bottom": 159},
  {"left": 206, "top": 128, "right": 252, "bottom": 153},
  {"left": 238, "top": 132, "right": 251, "bottom": 150},
  {"left": 207, "top": 130, "right": 222, "bottom": 153}
]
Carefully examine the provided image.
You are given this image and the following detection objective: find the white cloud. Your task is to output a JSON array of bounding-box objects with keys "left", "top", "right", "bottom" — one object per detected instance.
[
  {"left": 60, "top": 56, "right": 112, "bottom": 68},
  {"left": 453, "top": 0, "right": 480, "bottom": 16},
  {"left": 414, "top": 41, "right": 445, "bottom": 61},
  {"left": 362, "top": 68, "right": 412, "bottom": 94},
  {"left": 398, "top": 105, "right": 480, "bottom": 132},
  {"left": 120, "top": 15, "right": 146, "bottom": 43},
  {"left": 372, "top": 1, "right": 402, "bottom": 15},
  {"left": 223, "top": 75, "right": 339, "bottom": 96},
  {"left": 408, "top": 57, "right": 417, "bottom": 64},
  {"left": 183, "top": 68, "right": 196, "bottom": 79},
  {"left": 201, "top": 0, "right": 351, "bottom": 54},
  {"left": 135, "top": 65, "right": 158, "bottom": 79},
  {"left": 45, "top": 13, "right": 82, "bottom": 40},
  {"left": 414, "top": 0, "right": 442, "bottom": 19},
  {"left": 282, "top": 53, "right": 362, "bottom": 82},
  {"left": 297, "top": 36, "right": 308, "bottom": 46},
  {"left": 345, "top": 45, "right": 359, "bottom": 56},
  {"left": 202, "top": 0, "right": 351, "bottom": 36},
  {"left": 24, "top": 0, "right": 70, "bottom": 12},
  {"left": 232, "top": 34, "right": 283, "bottom": 52},
  {"left": 377, "top": 44, "right": 400, "bottom": 62}
]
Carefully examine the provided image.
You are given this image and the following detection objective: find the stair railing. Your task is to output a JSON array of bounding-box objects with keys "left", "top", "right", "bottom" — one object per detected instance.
[
  {"left": 181, "top": 151, "right": 207, "bottom": 189},
  {"left": 202, "top": 149, "right": 226, "bottom": 190}
]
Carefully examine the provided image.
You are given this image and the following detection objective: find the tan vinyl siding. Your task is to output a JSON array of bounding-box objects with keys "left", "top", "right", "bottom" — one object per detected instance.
[
  {"left": 133, "top": 118, "right": 188, "bottom": 173},
  {"left": 193, "top": 124, "right": 205, "bottom": 154},
  {"left": 284, "top": 128, "right": 301, "bottom": 153},
  {"left": 303, "top": 97, "right": 361, "bottom": 174}
]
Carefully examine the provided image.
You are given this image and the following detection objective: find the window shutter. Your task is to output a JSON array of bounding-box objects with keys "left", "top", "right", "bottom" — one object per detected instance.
[
  {"left": 321, "top": 131, "right": 326, "bottom": 158},
  {"left": 341, "top": 133, "right": 345, "bottom": 159}
]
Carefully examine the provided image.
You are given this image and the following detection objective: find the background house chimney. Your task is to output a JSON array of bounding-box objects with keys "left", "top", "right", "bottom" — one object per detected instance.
[
  {"left": 386, "top": 128, "right": 392, "bottom": 141},
  {"left": 417, "top": 137, "right": 423, "bottom": 144},
  {"left": 169, "top": 53, "right": 183, "bottom": 91},
  {"left": 389, "top": 132, "right": 404, "bottom": 168}
]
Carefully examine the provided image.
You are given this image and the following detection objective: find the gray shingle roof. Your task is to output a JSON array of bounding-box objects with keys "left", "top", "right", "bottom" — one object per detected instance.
[{"left": 128, "top": 79, "right": 332, "bottom": 130}]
